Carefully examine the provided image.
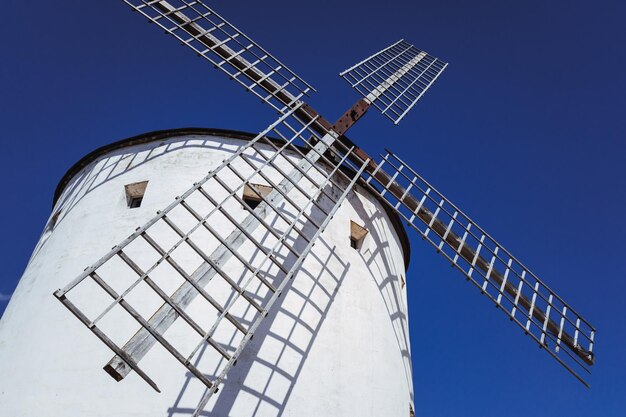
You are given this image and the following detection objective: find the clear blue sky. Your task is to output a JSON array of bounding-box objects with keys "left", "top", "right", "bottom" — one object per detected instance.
[{"left": 1, "top": 1, "right": 624, "bottom": 416}]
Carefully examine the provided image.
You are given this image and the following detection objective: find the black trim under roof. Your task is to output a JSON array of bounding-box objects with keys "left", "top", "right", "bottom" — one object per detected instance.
[{"left": 53, "top": 127, "right": 411, "bottom": 270}]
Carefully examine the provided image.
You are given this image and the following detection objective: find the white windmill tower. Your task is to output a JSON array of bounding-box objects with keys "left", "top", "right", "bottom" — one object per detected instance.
[{"left": 0, "top": 1, "right": 595, "bottom": 417}]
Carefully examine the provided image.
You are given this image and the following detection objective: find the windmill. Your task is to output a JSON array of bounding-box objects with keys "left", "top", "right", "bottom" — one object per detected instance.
[{"left": 48, "top": 1, "right": 595, "bottom": 416}]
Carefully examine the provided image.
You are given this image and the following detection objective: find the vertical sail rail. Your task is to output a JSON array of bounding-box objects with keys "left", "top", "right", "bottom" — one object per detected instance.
[
  {"left": 340, "top": 40, "right": 447, "bottom": 124},
  {"left": 122, "top": 0, "right": 315, "bottom": 114},
  {"left": 54, "top": 106, "right": 368, "bottom": 399},
  {"left": 354, "top": 150, "right": 595, "bottom": 386}
]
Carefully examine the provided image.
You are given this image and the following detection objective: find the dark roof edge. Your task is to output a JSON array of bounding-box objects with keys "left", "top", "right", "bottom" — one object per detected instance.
[{"left": 53, "top": 127, "right": 411, "bottom": 270}]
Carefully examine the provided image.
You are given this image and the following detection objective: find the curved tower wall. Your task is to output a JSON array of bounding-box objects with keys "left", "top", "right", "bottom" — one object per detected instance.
[{"left": 0, "top": 132, "right": 412, "bottom": 417}]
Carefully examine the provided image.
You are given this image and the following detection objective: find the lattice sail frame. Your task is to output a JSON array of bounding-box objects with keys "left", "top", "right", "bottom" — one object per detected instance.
[
  {"left": 340, "top": 39, "right": 448, "bottom": 124},
  {"left": 122, "top": 0, "right": 315, "bottom": 115},
  {"left": 348, "top": 149, "right": 596, "bottom": 385},
  {"left": 55, "top": 105, "right": 371, "bottom": 411}
]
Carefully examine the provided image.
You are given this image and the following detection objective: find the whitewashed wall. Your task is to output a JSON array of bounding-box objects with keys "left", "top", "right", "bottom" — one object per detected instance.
[{"left": 0, "top": 133, "right": 413, "bottom": 417}]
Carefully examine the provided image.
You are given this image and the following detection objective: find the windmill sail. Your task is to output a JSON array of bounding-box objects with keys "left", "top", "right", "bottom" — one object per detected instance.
[
  {"left": 340, "top": 40, "right": 448, "bottom": 125},
  {"left": 54, "top": 104, "right": 372, "bottom": 406},
  {"left": 337, "top": 148, "right": 595, "bottom": 385},
  {"left": 121, "top": 0, "right": 315, "bottom": 115}
]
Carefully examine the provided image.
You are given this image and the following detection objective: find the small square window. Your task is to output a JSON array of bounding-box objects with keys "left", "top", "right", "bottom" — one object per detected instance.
[
  {"left": 125, "top": 181, "right": 149, "bottom": 209},
  {"left": 349, "top": 220, "right": 368, "bottom": 251},
  {"left": 242, "top": 183, "right": 273, "bottom": 210}
]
